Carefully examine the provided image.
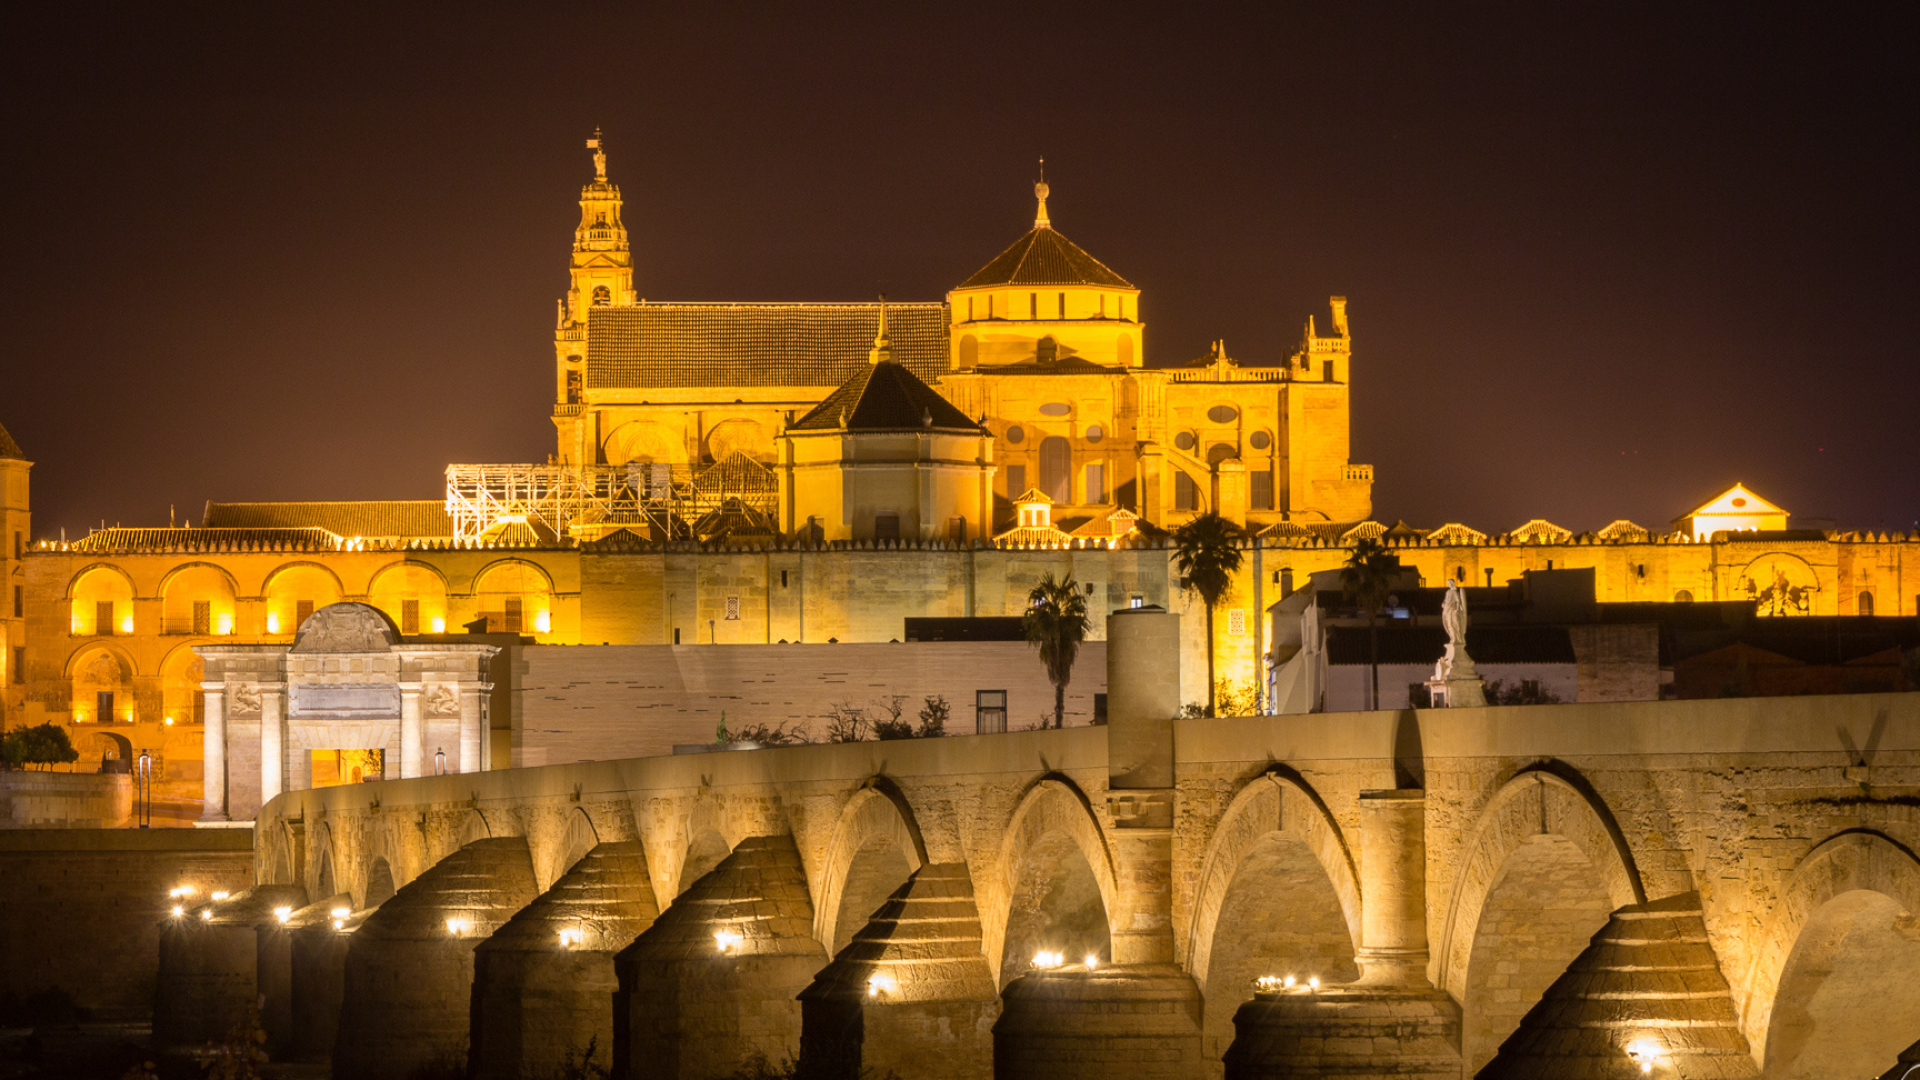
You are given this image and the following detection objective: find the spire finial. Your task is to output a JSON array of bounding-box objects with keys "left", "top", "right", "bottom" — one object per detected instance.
[
  {"left": 588, "top": 128, "right": 607, "bottom": 181},
  {"left": 870, "top": 293, "right": 893, "bottom": 365},
  {"left": 1034, "top": 157, "right": 1051, "bottom": 229}
]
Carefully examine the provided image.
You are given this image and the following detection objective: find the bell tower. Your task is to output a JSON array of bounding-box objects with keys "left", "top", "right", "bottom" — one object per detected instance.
[{"left": 554, "top": 129, "right": 635, "bottom": 464}]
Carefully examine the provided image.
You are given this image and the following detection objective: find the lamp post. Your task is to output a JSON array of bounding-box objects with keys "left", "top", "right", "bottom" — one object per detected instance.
[
  {"left": 136, "top": 750, "right": 152, "bottom": 829},
  {"left": 434, "top": 747, "right": 446, "bottom": 776}
]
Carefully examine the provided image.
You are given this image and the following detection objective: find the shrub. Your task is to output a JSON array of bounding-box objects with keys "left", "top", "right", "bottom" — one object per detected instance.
[{"left": 0, "top": 722, "right": 79, "bottom": 770}]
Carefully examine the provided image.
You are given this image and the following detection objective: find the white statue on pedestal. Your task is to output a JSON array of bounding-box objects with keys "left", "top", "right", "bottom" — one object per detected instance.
[{"left": 1428, "top": 581, "right": 1486, "bottom": 707}]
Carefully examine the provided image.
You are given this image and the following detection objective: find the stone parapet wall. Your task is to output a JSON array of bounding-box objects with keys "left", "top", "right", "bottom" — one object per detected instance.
[{"left": 0, "top": 769, "right": 131, "bottom": 827}]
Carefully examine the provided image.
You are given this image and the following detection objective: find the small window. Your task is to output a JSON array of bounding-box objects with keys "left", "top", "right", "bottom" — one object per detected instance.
[
  {"left": 1228, "top": 610, "right": 1247, "bottom": 636},
  {"left": 1249, "top": 430, "right": 1271, "bottom": 450},
  {"left": 591, "top": 285, "right": 611, "bottom": 306},
  {"left": 967, "top": 296, "right": 974, "bottom": 321},
  {"left": 1038, "top": 402, "right": 1071, "bottom": 416},
  {"left": 1058, "top": 292, "right": 1066, "bottom": 319},
  {"left": 1085, "top": 424, "right": 1104, "bottom": 442},
  {"left": 1279, "top": 569, "right": 1294, "bottom": 596},
  {"left": 97, "top": 601, "right": 115, "bottom": 636},
  {"left": 1250, "top": 472, "right": 1273, "bottom": 510},
  {"left": 672, "top": 627, "right": 681, "bottom": 645},
  {"left": 1085, "top": 463, "right": 1106, "bottom": 506},
  {"left": 1174, "top": 431, "right": 1196, "bottom": 452},
  {"left": 1674, "top": 590, "right": 1694, "bottom": 603},
  {"left": 1029, "top": 293, "right": 1037, "bottom": 319},
  {"left": 1037, "top": 337, "right": 1058, "bottom": 364},
  {"left": 874, "top": 514, "right": 901, "bottom": 542},
  {"left": 780, "top": 569, "right": 789, "bottom": 588},
  {"left": 193, "top": 600, "right": 211, "bottom": 636},
  {"left": 565, "top": 371, "right": 582, "bottom": 405},
  {"left": 1858, "top": 591, "right": 1874, "bottom": 617},
  {"left": 12, "top": 584, "right": 21, "bottom": 618},
  {"left": 1207, "top": 405, "right": 1238, "bottom": 424},
  {"left": 401, "top": 599, "right": 420, "bottom": 636},
  {"left": 503, "top": 597, "right": 523, "bottom": 633},
  {"left": 947, "top": 517, "right": 968, "bottom": 543},
  {"left": 1323, "top": 360, "right": 1334, "bottom": 382},
  {"left": 725, "top": 596, "right": 741, "bottom": 620},
  {"left": 11, "top": 531, "right": 20, "bottom": 559},
  {"left": 1094, "top": 693, "right": 1108, "bottom": 722},
  {"left": 1005, "top": 425, "right": 1026, "bottom": 445},
  {"left": 97, "top": 690, "right": 114, "bottom": 723},
  {"left": 10, "top": 647, "right": 22, "bottom": 684},
  {"left": 975, "top": 690, "right": 1008, "bottom": 734},
  {"left": 1130, "top": 594, "right": 1144, "bottom": 609},
  {"left": 1174, "top": 472, "right": 1199, "bottom": 512}
]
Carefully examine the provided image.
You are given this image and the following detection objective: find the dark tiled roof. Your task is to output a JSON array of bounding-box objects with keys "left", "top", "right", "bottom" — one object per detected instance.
[
  {"left": 69, "top": 527, "right": 347, "bottom": 553},
  {"left": 1326, "top": 625, "right": 1577, "bottom": 666},
  {"left": 586, "top": 302, "right": 949, "bottom": 389},
  {"left": 0, "top": 422, "right": 23, "bottom": 461},
  {"left": 203, "top": 501, "right": 452, "bottom": 538},
  {"left": 790, "top": 362, "right": 982, "bottom": 433},
  {"left": 959, "top": 227, "right": 1133, "bottom": 289}
]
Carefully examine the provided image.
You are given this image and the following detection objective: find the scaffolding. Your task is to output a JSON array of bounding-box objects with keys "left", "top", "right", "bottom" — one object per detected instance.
[{"left": 444, "top": 453, "right": 780, "bottom": 542}]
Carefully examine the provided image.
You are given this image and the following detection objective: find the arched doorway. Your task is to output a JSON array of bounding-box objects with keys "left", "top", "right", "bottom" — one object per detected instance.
[{"left": 1763, "top": 888, "right": 1920, "bottom": 1077}]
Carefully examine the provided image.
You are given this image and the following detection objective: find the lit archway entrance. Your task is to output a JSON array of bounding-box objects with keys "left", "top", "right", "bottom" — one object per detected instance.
[{"left": 1763, "top": 889, "right": 1920, "bottom": 1079}]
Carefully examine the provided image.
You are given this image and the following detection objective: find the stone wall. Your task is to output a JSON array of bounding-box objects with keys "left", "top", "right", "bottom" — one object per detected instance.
[
  {"left": 0, "top": 769, "right": 131, "bottom": 827},
  {"left": 0, "top": 827, "right": 253, "bottom": 1018},
  {"left": 511, "top": 640, "right": 1109, "bottom": 765}
]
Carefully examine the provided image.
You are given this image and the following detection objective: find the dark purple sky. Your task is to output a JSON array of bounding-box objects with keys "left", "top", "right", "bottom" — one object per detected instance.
[{"left": 4, "top": 3, "right": 1916, "bottom": 538}]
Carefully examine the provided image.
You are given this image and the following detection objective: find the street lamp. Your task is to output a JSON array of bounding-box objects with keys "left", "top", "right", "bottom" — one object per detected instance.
[
  {"left": 434, "top": 748, "right": 446, "bottom": 776},
  {"left": 135, "top": 750, "right": 152, "bottom": 829}
]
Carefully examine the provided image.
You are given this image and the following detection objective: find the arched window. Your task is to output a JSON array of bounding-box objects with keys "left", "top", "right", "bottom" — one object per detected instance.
[
  {"left": 1858, "top": 590, "right": 1874, "bottom": 616},
  {"left": 1674, "top": 590, "right": 1694, "bottom": 603},
  {"left": 1174, "top": 472, "right": 1200, "bottom": 512},
  {"left": 1038, "top": 437, "right": 1071, "bottom": 502},
  {"left": 591, "top": 285, "right": 611, "bottom": 306},
  {"left": 1036, "top": 336, "right": 1058, "bottom": 364}
]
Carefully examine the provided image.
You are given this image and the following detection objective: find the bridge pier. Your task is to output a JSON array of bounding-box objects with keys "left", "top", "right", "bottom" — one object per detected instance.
[
  {"left": 470, "top": 840, "right": 658, "bottom": 1080},
  {"left": 995, "top": 964, "right": 1205, "bottom": 1079},
  {"left": 275, "top": 893, "right": 356, "bottom": 1063},
  {"left": 1223, "top": 790, "right": 1461, "bottom": 1079},
  {"left": 614, "top": 834, "right": 827, "bottom": 1080},
  {"left": 153, "top": 883, "right": 308, "bottom": 1052},
  {"left": 797, "top": 862, "right": 999, "bottom": 1080},
  {"left": 331, "top": 836, "right": 539, "bottom": 1080}
]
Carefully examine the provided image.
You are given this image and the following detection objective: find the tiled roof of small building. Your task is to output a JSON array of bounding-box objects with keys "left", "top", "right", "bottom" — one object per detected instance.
[
  {"left": 203, "top": 500, "right": 453, "bottom": 538},
  {"left": 791, "top": 360, "right": 981, "bottom": 433},
  {"left": 0, "top": 422, "right": 24, "bottom": 460},
  {"left": 70, "top": 527, "right": 349, "bottom": 553},
  {"left": 585, "top": 302, "right": 949, "bottom": 389},
  {"left": 958, "top": 226, "right": 1133, "bottom": 289}
]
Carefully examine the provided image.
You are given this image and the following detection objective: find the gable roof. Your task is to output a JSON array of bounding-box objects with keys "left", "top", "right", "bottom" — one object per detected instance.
[
  {"left": 203, "top": 500, "right": 453, "bottom": 538},
  {"left": 0, "top": 422, "right": 23, "bottom": 460},
  {"left": 789, "top": 361, "right": 982, "bottom": 433},
  {"left": 69, "top": 527, "right": 348, "bottom": 553},
  {"left": 585, "top": 302, "right": 948, "bottom": 390},
  {"left": 1679, "top": 482, "right": 1788, "bottom": 520},
  {"left": 958, "top": 227, "right": 1133, "bottom": 289}
]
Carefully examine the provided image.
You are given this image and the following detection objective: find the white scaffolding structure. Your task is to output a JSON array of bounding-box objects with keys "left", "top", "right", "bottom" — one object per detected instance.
[{"left": 444, "top": 455, "right": 779, "bottom": 542}]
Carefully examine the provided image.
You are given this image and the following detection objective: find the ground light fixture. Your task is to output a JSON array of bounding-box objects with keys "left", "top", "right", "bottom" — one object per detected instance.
[
  {"left": 274, "top": 906, "right": 292, "bottom": 925},
  {"left": 866, "top": 973, "right": 895, "bottom": 996},
  {"left": 713, "top": 929, "right": 743, "bottom": 953},
  {"left": 557, "top": 928, "right": 583, "bottom": 948},
  {"left": 169, "top": 886, "right": 197, "bottom": 899},
  {"left": 200, "top": 909, "right": 213, "bottom": 921},
  {"left": 1030, "top": 950, "right": 1064, "bottom": 970},
  {"left": 210, "top": 891, "right": 230, "bottom": 902},
  {"left": 1084, "top": 954, "right": 1099, "bottom": 969},
  {"left": 169, "top": 905, "right": 184, "bottom": 918},
  {"left": 1625, "top": 1038, "right": 1667, "bottom": 1074},
  {"left": 446, "top": 917, "right": 469, "bottom": 936}
]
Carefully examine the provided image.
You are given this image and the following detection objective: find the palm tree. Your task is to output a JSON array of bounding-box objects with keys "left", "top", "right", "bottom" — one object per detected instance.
[
  {"left": 1022, "top": 573, "right": 1090, "bottom": 729},
  {"left": 1173, "top": 513, "right": 1244, "bottom": 717},
  {"left": 1340, "top": 537, "right": 1398, "bottom": 710}
]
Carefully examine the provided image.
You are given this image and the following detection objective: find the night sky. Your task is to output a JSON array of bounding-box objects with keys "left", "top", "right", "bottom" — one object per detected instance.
[{"left": 3, "top": 4, "right": 1916, "bottom": 539}]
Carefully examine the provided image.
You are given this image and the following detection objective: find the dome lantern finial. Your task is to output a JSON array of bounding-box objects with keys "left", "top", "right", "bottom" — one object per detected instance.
[
  {"left": 588, "top": 128, "right": 607, "bottom": 181},
  {"left": 1034, "top": 157, "right": 1050, "bottom": 229},
  {"left": 869, "top": 293, "right": 893, "bottom": 365}
]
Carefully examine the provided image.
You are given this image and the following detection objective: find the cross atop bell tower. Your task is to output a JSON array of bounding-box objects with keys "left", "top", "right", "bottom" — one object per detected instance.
[{"left": 561, "top": 128, "right": 635, "bottom": 326}]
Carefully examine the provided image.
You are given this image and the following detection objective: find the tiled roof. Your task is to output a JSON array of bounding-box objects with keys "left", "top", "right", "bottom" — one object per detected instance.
[
  {"left": 203, "top": 501, "right": 452, "bottom": 538},
  {"left": 789, "top": 361, "right": 981, "bottom": 433},
  {"left": 958, "top": 227, "right": 1133, "bottom": 289},
  {"left": 69, "top": 527, "right": 348, "bottom": 553},
  {"left": 585, "top": 302, "right": 949, "bottom": 389},
  {"left": 0, "top": 422, "right": 23, "bottom": 461}
]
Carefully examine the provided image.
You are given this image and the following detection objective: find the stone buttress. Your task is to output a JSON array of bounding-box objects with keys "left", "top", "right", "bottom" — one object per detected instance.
[
  {"left": 1476, "top": 893, "right": 1759, "bottom": 1079},
  {"left": 471, "top": 840, "right": 658, "bottom": 1080},
  {"left": 153, "top": 882, "right": 308, "bottom": 1052},
  {"left": 271, "top": 892, "right": 358, "bottom": 1063},
  {"left": 797, "top": 862, "right": 999, "bottom": 1080},
  {"left": 613, "top": 833, "right": 826, "bottom": 1080},
  {"left": 331, "top": 837, "right": 539, "bottom": 1080}
]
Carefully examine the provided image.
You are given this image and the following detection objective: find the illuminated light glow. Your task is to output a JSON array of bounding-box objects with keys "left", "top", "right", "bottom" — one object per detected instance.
[
  {"left": 558, "top": 928, "right": 583, "bottom": 948},
  {"left": 535, "top": 610, "right": 551, "bottom": 633},
  {"left": 266, "top": 612, "right": 280, "bottom": 634},
  {"left": 1307, "top": 976, "right": 1320, "bottom": 991},
  {"left": 274, "top": 906, "right": 293, "bottom": 925},
  {"left": 1625, "top": 1038, "right": 1666, "bottom": 1075},
  {"left": 120, "top": 616, "right": 134, "bottom": 634},
  {"left": 866, "top": 973, "right": 895, "bottom": 996},
  {"left": 170, "top": 905, "right": 184, "bottom": 918},
  {"left": 1030, "top": 950, "right": 1064, "bottom": 970},
  {"left": 217, "top": 613, "right": 234, "bottom": 635},
  {"left": 200, "top": 909, "right": 213, "bottom": 921},
  {"left": 164, "top": 716, "right": 174, "bottom": 726},
  {"left": 332, "top": 919, "right": 345, "bottom": 932},
  {"left": 1083, "top": 954, "right": 1099, "bottom": 970},
  {"left": 124, "top": 711, "right": 134, "bottom": 723},
  {"left": 169, "top": 885, "right": 197, "bottom": 898},
  {"left": 446, "top": 917, "right": 469, "bottom": 935},
  {"left": 431, "top": 617, "right": 446, "bottom": 634},
  {"left": 330, "top": 907, "right": 350, "bottom": 919},
  {"left": 1254, "top": 975, "right": 1282, "bottom": 992},
  {"left": 713, "top": 929, "right": 743, "bottom": 953},
  {"left": 211, "top": 891, "right": 230, "bottom": 902}
]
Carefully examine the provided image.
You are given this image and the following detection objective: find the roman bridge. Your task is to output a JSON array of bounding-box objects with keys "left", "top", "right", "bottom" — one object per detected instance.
[{"left": 157, "top": 609, "right": 1920, "bottom": 1080}]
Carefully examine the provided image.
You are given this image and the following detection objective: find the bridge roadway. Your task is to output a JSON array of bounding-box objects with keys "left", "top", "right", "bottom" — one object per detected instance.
[{"left": 156, "top": 610, "right": 1920, "bottom": 1079}]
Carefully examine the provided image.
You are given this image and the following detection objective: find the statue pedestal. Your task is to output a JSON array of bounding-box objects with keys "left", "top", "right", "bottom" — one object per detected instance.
[{"left": 1425, "top": 675, "right": 1486, "bottom": 708}]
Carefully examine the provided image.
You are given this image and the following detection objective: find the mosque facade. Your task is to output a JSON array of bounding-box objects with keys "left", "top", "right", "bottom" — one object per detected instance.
[{"left": 2, "top": 137, "right": 1917, "bottom": 805}]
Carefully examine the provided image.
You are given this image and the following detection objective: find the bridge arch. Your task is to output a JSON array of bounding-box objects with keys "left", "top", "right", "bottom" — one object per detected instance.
[
  {"left": 1185, "top": 767, "right": 1362, "bottom": 1068},
  {"left": 1437, "top": 764, "right": 1648, "bottom": 1075},
  {"left": 1744, "top": 829, "right": 1920, "bottom": 1077},
  {"left": 310, "top": 819, "right": 337, "bottom": 899},
  {"left": 982, "top": 775, "right": 1119, "bottom": 987},
  {"left": 814, "top": 777, "right": 931, "bottom": 955}
]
